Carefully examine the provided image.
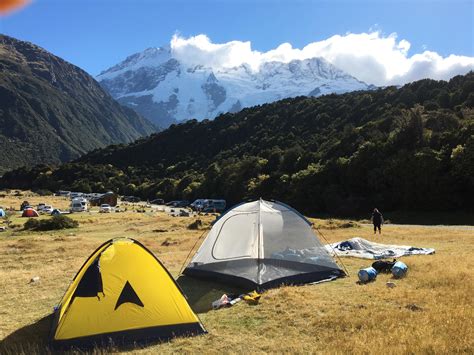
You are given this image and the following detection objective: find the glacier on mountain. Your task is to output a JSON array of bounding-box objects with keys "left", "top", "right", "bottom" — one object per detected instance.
[{"left": 97, "top": 46, "right": 373, "bottom": 128}]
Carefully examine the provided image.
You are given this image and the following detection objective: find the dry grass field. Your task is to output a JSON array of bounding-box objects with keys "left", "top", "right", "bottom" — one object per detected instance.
[{"left": 0, "top": 192, "right": 473, "bottom": 354}]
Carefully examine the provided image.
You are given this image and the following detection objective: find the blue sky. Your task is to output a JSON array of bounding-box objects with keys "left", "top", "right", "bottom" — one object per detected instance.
[{"left": 1, "top": 0, "right": 473, "bottom": 77}]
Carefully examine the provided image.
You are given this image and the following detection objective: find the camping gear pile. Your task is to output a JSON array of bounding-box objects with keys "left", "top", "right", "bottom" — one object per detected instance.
[
  {"left": 211, "top": 291, "right": 262, "bottom": 310},
  {"left": 326, "top": 237, "right": 435, "bottom": 259},
  {"left": 357, "top": 259, "right": 409, "bottom": 283}
]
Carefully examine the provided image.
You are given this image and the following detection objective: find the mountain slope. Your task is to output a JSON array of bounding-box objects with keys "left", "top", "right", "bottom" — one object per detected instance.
[
  {"left": 3, "top": 73, "right": 472, "bottom": 215},
  {"left": 97, "top": 47, "right": 372, "bottom": 128},
  {"left": 0, "top": 35, "right": 156, "bottom": 173}
]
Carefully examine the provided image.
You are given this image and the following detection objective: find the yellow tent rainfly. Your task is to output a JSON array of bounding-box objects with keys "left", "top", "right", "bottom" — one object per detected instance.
[{"left": 50, "top": 238, "right": 206, "bottom": 348}]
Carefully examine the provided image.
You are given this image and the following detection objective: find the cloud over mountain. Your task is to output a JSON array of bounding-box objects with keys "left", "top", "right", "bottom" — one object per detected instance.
[{"left": 170, "top": 32, "right": 474, "bottom": 86}]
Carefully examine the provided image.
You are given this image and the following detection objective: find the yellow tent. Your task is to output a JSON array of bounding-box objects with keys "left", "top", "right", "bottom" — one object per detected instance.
[{"left": 50, "top": 238, "right": 205, "bottom": 348}]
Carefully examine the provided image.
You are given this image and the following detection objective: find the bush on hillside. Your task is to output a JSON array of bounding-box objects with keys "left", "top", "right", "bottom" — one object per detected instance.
[
  {"left": 24, "top": 215, "right": 79, "bottom": 231},
  {"left": 33, "top": 189, "right": 53, "bottom": 196}
]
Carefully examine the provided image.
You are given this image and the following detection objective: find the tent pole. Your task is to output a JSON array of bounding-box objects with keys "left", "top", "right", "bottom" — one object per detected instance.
[
  {"left": 314, "top": 226, "right": 350, "bottom": 277},
  {"left": 178, "top": 228, "right": 209, "bottom": 276},
  {"left": 257, "top": 198, "right": 263, "bottom": 286}
]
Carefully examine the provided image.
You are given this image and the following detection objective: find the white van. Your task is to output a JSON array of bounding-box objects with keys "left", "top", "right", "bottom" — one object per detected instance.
[{"left": 70, "top": 198, "right": 88, "bottom": 212}]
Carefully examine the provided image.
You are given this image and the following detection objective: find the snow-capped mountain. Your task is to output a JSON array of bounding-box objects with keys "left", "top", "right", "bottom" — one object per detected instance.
[{"left": 97, "top": 47, "right": 373, "bottom": 128}]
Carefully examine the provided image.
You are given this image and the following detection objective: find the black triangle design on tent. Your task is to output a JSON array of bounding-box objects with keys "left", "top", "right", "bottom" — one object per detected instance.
[
  {"left": 114, "top": 281, "right": 144, "bottom": 310},
  {"left": 72, "top": 256, "right": 103, "bottom": 300}
]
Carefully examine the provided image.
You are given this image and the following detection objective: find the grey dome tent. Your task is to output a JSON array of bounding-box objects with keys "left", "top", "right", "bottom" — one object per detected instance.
[{"left": 184, "top": 199, "right": 345, "bottom": 289}]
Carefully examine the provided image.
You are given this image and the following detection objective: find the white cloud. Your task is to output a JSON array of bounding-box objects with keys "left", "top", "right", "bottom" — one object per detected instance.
[
  {"left": 171, "top": 34, "right": 259, "bottom": 70},
  {"left": 170, "top": 32, "right": 474, "bottom": 86}
]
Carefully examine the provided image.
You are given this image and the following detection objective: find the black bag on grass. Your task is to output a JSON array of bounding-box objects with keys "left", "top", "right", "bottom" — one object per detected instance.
[{"left": 372, "top": 259, "right": 397, "bottom": 273}]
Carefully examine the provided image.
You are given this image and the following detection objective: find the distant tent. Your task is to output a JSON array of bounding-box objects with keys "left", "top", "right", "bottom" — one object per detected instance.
[
  {"left": 22, "top": 208, "right": 38, "bottom": 217},
  {"left": 0, "top": 208, "right": 5, "bottom": 217},
  {"left": 50, "top": 238, "right": 205, "bottom": 348},
  {"left": 184, "top": 199, "right": 345, "bottom": 290}
]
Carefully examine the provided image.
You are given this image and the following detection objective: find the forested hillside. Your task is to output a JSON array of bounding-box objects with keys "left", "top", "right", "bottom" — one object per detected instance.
[
  {"left": 2, "top": 73, "right": 473, "bottom": 215},
  {"left": 0, "top": 35, "right": 156, "bottom": 173}
]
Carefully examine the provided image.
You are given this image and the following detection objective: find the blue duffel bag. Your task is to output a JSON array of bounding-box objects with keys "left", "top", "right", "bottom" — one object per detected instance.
[
  {"left": 392, "top": 261, "right": 408, "bottom": 278},
  {"left": 358, "top": 267, "right": 377, "bottom": 283}
]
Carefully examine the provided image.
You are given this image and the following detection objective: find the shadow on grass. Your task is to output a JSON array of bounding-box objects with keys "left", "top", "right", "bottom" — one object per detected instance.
[
  {"left": 0, "top": 314, "right": 52, "bottom": 354},
  {"left": 176, "top": 275, "right": 248, "bottom": 313}
]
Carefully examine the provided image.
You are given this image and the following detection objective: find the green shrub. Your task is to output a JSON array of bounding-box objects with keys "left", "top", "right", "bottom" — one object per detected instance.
[
  {"left": 33, "top": 189, "right": 53, "bottom": 196},
  {"left": 23, "top": 218, "right": 40, "bottom": 230},
  {"left": 24, "top": 215, "right": 79, "bottom": 231},
  {"left": 339, "top": 221, "right": 361, "bottom": 228}
]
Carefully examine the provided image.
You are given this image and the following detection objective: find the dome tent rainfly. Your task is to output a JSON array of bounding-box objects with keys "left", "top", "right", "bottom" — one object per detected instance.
[
  {"left": 184, "top": 199, "right": 345, "bottom": 289},
  {"left": 22, "top": 207, "right": 38, "bottom": 217},
  {"left": 50, "top": 238, "right": 205, "bottom": 348}
]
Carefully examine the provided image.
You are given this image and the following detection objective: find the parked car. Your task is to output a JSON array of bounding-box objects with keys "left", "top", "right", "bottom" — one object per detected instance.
[
  {"left": 41, "top": 205, "right": 53, "bottom": 214},
  {"left": 70, "top": 192, "right": 84, "bottom": 199},
  {"left": 166, "top": 200, "right": 190, "bottom": 207},
  {"left": 37, "top": 203, "right": 46, "bottom": 211},
  {"left": 51, "top": 209, "right": 62, "bottom": 216},
  {"left": 202, "top": 199, "right": 227, "bottom": 213},
  {"left": 150, "top": 199, "right": 165, "bottom": 205},
  {"left": 99, "top": 204, "right": 113, "bottom": 213},
  {"left": 190, "top": 199, "right": 206, "bottom": 211},
  {"left": 177, "top": 200, "right": 190, "bottom": 207}
]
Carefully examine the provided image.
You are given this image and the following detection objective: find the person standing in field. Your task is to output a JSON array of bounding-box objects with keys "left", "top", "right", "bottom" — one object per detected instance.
[{"left": 372, "top": 208, "right": 383, "bottom": 234}]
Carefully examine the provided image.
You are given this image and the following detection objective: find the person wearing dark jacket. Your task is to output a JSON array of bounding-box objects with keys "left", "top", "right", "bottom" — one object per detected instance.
[{"left": 372, "top": 208, "right": 383, "bottom": 234}]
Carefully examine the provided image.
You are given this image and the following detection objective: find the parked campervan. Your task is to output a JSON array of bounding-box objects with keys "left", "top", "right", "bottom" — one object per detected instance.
[{"left": 70, "top": 198, "right": 88, "bottom": 212}]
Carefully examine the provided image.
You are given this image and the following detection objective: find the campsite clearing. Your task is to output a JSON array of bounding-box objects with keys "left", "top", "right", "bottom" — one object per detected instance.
[{"left": 0, "top": 193, "right": 473, "bottom": 353}]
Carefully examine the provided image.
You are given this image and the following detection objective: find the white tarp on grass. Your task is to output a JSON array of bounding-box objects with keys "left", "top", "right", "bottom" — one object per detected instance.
[{"left": 325, "top": 237, "right": 435, "bottom": 260}]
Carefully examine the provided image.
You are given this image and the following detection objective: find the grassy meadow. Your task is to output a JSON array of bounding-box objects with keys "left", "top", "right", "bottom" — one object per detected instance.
[{"left": 0, "top": 192, "right": 473, "bottom": 354}]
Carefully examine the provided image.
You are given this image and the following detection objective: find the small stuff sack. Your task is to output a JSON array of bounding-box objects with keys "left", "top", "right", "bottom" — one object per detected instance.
[
  {"left": 358, "top": 267, "right": 377, "bottom": 283},
  {"left": 391, "top": 261, "right": 408, "bottom": 278}
]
